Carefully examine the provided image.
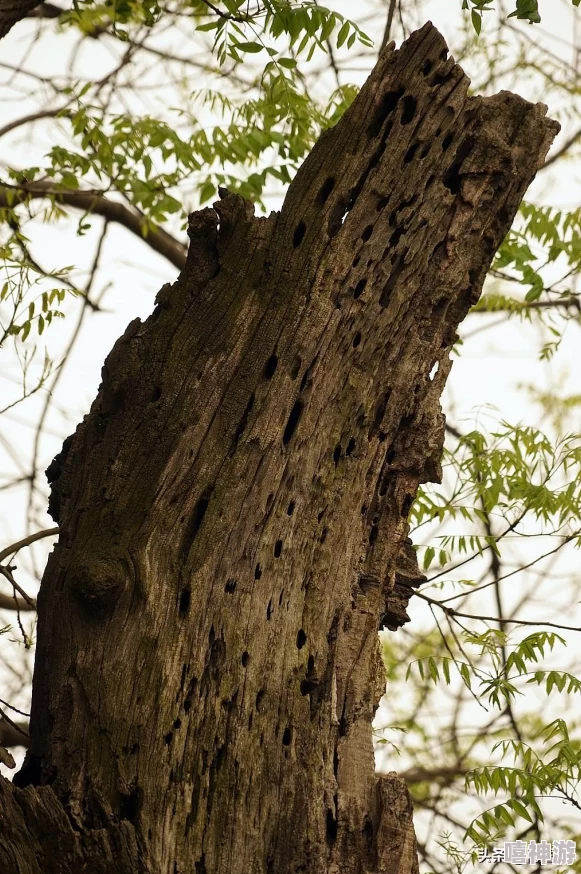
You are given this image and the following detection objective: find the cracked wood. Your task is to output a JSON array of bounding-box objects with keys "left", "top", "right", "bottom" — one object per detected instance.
[{"left": 0, "top": 23, "right": 558, "bottom": 874}]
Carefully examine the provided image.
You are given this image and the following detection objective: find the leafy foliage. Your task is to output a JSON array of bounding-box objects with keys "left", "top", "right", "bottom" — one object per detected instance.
[{"left": 464, "top": 0, "right": 580, "bottom": 30}]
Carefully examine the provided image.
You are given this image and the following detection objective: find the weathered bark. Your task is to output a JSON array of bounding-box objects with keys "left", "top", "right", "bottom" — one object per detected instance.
[
  {"left": 0, "top": 23, "right": 557, "bottom": 874},
  {"left": 0, "top": 0, "right": 45, "bottom": 38}
]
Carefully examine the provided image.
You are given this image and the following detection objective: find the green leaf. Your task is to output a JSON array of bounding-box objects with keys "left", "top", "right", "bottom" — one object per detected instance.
[
  {"left": 196, "top": 20, "right": 220, "bottom": 32},
  {"left": 336, "top": 21, "right": 349, "bottom": 48},
  {"left": 423, "top": 546, "right": 436, "bottom": 570},
  {"left": 235, "top": 41, "right": 264, "bottom": 53}
]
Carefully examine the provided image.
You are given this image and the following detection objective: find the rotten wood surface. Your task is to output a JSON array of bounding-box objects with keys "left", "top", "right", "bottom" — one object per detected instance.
[
  {"left": 0, "top": 23, "right": 557, "bottom": 874},
  {"left": 0, "top": 0, "right": 44, "bottom": 39}
]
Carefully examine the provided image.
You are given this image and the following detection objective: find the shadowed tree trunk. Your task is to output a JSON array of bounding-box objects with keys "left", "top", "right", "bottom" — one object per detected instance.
[
  {"left": 0, "top": 23, "right": 557, "bottom": 874},
  {"left": 0, "top": 0, "right": 45, "bottom": 39}
]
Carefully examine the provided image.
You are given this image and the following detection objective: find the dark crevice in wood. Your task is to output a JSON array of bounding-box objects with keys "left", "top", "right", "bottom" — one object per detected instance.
[
  {"left": 293, "top": 221, "right": 306, "bottom": 248},
  {"left": 403, "top": 141, "right": 420, "bottom": 163},
  {"left": 443, "top": 136, "right": 474, "bottom": 194},
  {"left": 263, "top": 353, "right": 278, "bottom": 379},
  {"left": 430, "top": 71, "right": 448, "bottom": 86},
  {"left": 180, "top": 486, "right": 214, "bottom": 560},
  {"left": 366, "top": 87, "right": 405, "bottom": 139},
  {"left": 326, "top": 808, "right": 338, "bottom": 845},
  {"left": 230, "top": 393, "right": 255, "bottom": 455},
  {"left": 179, "top": 588, "right": 191, "bottom": 616},
  {"left": 283, "top": 400, "right": 304, "bottom": 445},
  {"left": 379, "top": 253, "right": 405, "bottom": 308},
  {"left": 316, "top": 177, "right": 335, "bottom": 205},
  {"left": 299, "top": 355, "right": 318, "bottom": 392},
  {"left": 400, "top": 95, "right": 417, "bottom": 125},
  {"left": 368, "top": 390, "right": 391, "bottom": 440},
  {"left": 389, "top": 226, "right": 405, "bottom": 248},
  {"left": 290, "top": 356, "right": 302, "bottom": 380},
  {"left": 442, "top": 132, "right": 454, "bottom": 151},
  {"left": 119, "top": 787, "right": 142, "bottom": 823},
  {"left": 358, "top": 573, "right": 380, "bottom": 595}
]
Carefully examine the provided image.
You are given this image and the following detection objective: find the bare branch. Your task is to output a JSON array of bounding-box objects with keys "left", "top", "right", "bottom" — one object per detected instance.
[
  {"left": 381, "top": 0, "right": 398, "bottom": 51},
  {"left": 0, "top": 710, "right": 28, "bottom": 745},
  {"left": 0, "top": 565, "right": 35, "bottom": 609},
  {"left": 0, "top": 719, "right": 29, "bottom": 747},
  {"left": 0, "top": 108, "right": 66, "bottom": 140},
  {"left": 400, "top": 765, "right": 470, "bottom": 784},
  {"left": 416, "top": 592, "right": 581, "bottom": 632},
  {"left": 540, "top": 127, "right": 581, "bottom": 171},
  {"left": 0, "top": 592, "right": 35, "bottom": 611},
  {"left": 0, "top": 526, "right": 58, "bottom": 563}
]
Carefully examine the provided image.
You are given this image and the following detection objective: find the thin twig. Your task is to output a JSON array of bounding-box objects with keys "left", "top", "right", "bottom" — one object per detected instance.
[
  {"left": 0, "top": 566, "right": 35, "bottom": 609},
  {"left": 381, "top": 0, "right": 398, "bottom": 51},
  {"left": 0, "top": 527, "right": 59, "bottom": 563}
]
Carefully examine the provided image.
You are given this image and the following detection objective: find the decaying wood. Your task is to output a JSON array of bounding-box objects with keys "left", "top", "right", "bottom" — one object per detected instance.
[
  {"left": 0, "top": 0, "right": 44, "bottom": 39},
  {"left": 0, "top": 23, "right": 557, "bottom": 874}
]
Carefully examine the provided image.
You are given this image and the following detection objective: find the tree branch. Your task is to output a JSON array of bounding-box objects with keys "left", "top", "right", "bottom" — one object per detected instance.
[
  {"left": 541, "top": 126, "right": 581, "bottom": 170},
  {"left": 0, "top": 592, "right": 35, "bottom": 611},
  {"left": 0, "top": 566, "right": 35, "bottom": 609},
  {"left": 381, "top": 0, "right": 398, "bottom": 51},
  {"left": 400, "top": 764, "right": 470, "bottom": 784},
  {"left": 0, "top": 715, "right": 28, "bottom": 746},
  {"left": 198, "top": 0, "right": 249, "bottom": 23},
  {"left": 26, "top": 0, "right": 61, "bottom": 17},
  {"left": 0, "top": 527, "right": 59, "bottom": 563},
  {"left": 416, "top": 592, "right": 581, "bottom": 632},
  {"left": 0, "top": 182, "right": 187, "bottom": 270},
  {"left": 0, "top": 108, "right": 66, "bottom": 139}
]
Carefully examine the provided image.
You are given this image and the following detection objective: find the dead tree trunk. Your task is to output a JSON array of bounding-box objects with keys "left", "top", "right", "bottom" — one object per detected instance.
[{"left": 0, "top": 23, "right": 557, "bottom": 874}]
